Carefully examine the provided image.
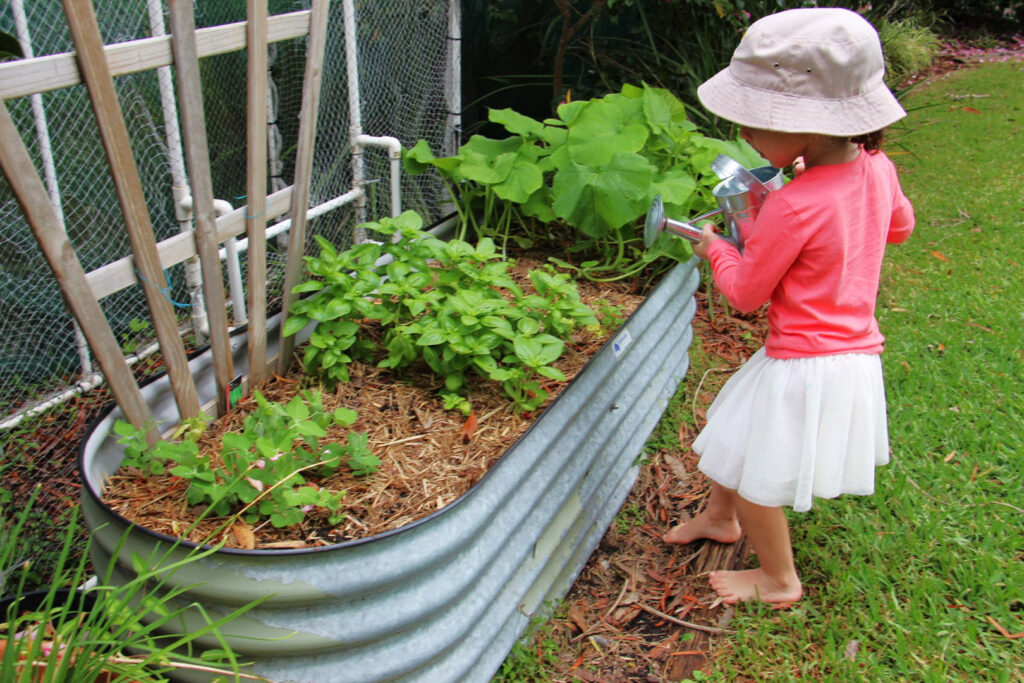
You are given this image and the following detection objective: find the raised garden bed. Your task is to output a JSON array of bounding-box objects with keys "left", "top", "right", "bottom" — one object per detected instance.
[{"left": 78, "top": 251, "right": 700, "bottom": 681}]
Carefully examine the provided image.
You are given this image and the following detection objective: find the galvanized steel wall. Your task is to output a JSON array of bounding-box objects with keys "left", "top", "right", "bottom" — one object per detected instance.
[{"left": 79, "top": 256, "right": 701, "bottom": 682}]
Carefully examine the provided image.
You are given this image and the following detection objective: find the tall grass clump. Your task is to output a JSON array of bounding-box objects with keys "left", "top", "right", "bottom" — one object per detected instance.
[
  {"left": 2, "top": 491, "right": 264, "bottom": 681},
  {"left": 879, "top": 17, "right": 942, "bottom": 86}
]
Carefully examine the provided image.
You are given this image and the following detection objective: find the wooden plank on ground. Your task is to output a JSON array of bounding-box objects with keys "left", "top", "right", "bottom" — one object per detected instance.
[
  {"left": 245, "top": 0, "right": 269, "bottom": 387},
  {"left": 62, "top": 0, "right": 200, "bottom": 422},
  {"left": 277, "top": 0, "right": 329, "bottom": 374},
  {"left": 0, "top": 102, "right": 158, "bottom": 444},
  {"left": 167, "top": 0, "right": 234, "bottom": 417},
  {"left": 0, "top": 10, "right": 312, "bottom": 100},
  {"left": 664, "top": 536, "right": 750, "bottom": 681}
]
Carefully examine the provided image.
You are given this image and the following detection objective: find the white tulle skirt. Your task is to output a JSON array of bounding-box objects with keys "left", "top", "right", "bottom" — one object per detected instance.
[{"left": 693, "top": 348, "right": 889, "bottom": 512}]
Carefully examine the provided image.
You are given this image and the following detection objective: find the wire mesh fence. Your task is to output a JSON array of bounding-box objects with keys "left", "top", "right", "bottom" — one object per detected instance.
[
  {"left": 0, "top": 0, "right": 456, "bottom": 585},
  {"left": 0, "top": 0, "right": 455, "bottom": 420}
]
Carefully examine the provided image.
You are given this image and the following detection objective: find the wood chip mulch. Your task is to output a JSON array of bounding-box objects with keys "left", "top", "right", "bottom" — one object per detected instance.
[{"left": 527, "top": 286, "right": 768, "bottom": 683}]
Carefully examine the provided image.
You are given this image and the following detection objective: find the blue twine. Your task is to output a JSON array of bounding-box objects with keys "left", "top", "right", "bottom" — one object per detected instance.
[{"left": 134, "top": 267, "right": 193, "bottom": 308}]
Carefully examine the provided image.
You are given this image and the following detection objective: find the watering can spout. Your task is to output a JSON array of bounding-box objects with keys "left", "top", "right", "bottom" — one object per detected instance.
[{"left": 644, "top": 195, "right": 722, "bottom": 248}]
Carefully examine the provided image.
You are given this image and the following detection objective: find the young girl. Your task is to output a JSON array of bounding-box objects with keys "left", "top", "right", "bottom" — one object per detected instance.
[{"left": 662, "top": 8, "right": 915, "bottom": 606}]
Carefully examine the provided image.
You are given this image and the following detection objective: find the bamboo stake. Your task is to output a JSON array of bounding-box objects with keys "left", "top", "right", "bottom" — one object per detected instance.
[
  {"left": 62, "top": 0, "right": 200, "bottom": 421},
  {"left": 0, "top": 102, "right": 159, "bottom": 444},
  {"left": 277, "top": 0, "right": 330, "bottom": 374},
  {"left": 167, "top": 0, "right": 235, "bottom": 417},
  {"left": 245, "top": 0, "right": 269, "bottom": 387}
]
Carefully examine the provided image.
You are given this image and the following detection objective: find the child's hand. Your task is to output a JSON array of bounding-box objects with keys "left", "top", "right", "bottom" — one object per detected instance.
[
  {"left": 692, "top": 221, "right": 721, "bottom": 260},
  {"left": 793, "top": 156, "right": 807, "bottom": 176}
]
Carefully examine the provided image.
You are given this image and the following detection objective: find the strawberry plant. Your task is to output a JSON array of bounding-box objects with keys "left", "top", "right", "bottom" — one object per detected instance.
[
  {"left": 284, "top": 211, "right": 600, "bottom": 414},
  {"left": 113, "top": 390, "right": 374, "bottom": 529}
]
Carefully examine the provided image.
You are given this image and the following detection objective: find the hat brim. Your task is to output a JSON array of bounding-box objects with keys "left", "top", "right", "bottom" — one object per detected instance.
[{"left": 697, "top": 66, "right": 907, "bottom": 137}]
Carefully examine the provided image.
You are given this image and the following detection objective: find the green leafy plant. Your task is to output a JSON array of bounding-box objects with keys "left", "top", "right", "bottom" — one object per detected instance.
[
  {"left": 404, "top": 83, "right": 764, "bottom": 280},
  {"left": 1, "top": 492, "right": 267, "bottom": 682},
  {"left": 113, "top": 389, "right": 374, "bottom": 529},
  {"left": 285, "top": 211, "right": 601, "bottom": 414}
]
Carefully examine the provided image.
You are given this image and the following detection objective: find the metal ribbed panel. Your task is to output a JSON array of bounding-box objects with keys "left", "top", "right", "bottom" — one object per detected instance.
[{"left": 78, "top": 257, "right": 700, "bottom": 682}]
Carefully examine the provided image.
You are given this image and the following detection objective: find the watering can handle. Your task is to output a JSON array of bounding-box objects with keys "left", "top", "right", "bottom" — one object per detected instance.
[{"left": 711, "top": 155, "right": 770, "bottom": 200}]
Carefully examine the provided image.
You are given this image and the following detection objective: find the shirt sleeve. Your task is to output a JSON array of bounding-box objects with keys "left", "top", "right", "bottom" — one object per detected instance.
[
  {"left": 706, "top": 195, "right": 807, "bottom": 313},
  {"left": 887, "top": 189, "right": 915, "bottom": 244}
]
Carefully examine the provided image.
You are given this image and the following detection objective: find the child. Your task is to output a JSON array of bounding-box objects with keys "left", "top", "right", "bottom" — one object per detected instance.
[{"left": 662, "top": 8, "right": 915, "bottom": 606}]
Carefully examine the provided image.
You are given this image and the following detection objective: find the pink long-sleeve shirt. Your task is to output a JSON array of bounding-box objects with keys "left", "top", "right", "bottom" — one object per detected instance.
[{"left": 707, "top": 149, "right": 915, "bottom": 358}]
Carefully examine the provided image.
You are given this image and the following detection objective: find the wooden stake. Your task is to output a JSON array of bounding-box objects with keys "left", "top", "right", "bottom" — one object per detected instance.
[
  {"left": 167, "top": 0, "right": 235, "bottom": 416},
  {"left": 0, "top": 102, "right": 159, "bottom": 444},
  {"left": 245, "top": 0, "right": 269, "bottom": 387},
  {"left": 277, "top": 0, "right": 329, "bottom": 375},
  {"left": 62, "top": 0, "right": 200, "bottom": 421}
]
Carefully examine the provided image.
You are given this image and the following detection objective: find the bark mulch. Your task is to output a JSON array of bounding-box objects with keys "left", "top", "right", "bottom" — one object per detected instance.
[{"left": 522, "top": 287, "right": 766, "bottom": 683}]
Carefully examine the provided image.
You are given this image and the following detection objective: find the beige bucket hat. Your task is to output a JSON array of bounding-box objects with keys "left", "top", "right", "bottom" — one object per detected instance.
[{"left": 697, "top": 7, "right": 906, "bottom": 136}]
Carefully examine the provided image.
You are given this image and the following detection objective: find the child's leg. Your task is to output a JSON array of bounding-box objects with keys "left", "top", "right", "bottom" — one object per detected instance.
[
  {"left": 662, "top": 481, "right": 743, "bottom": 545},
  {"left": 708, "top": 492, "right": 802, "bottom": 605}
]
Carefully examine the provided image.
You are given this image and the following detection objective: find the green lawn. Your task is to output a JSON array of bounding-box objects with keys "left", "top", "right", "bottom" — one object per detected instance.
[{"left": 703, "top": 60, "right": 1024, "bottom": 681}]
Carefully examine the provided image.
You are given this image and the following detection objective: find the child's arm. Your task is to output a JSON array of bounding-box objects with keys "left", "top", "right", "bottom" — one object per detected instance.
[{"left": 887, "top": 191, "right": 915, "bottom": 244}]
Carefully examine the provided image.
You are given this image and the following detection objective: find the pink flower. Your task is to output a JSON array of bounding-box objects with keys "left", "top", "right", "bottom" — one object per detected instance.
[
  {"left": 245, "top": 476, "right": 265, "bottom": 492},
  {"left": 253, "top": 458, "right": 266, "bottom": 470}
]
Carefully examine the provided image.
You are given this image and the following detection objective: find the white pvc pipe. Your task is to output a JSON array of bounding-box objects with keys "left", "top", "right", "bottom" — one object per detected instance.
[
  {"left": 0, "top": 339, "right": 163, "bottom": 431},
  {"left": 13, "top": 0, "right": 94, "bottom": 376},
  {"left": 148, "top": 0, "right": 210, "bottom": 344},
  {"left": 445, "top": 0, "right": 462, "bottom": 158},
  {"left": 218, "top": 187, "right": 364, "bottom": 258},
  {"left": 179, "top": 197, "right": 243, "bottom": 329},
  {"left": 342, "top": 0, "right": 369, "bottom": 242},
  {"left": 354, "top": 134, "right": 402, "bottom": 217}
]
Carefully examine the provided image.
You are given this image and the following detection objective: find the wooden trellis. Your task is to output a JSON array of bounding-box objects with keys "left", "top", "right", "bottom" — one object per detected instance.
[{"left": 0, "top": 0, "right": 330, "bottom": 439}]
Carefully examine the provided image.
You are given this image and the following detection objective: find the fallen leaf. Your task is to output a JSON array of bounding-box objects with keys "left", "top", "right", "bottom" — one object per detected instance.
[
  {"left": 961, "top": 106, "right": 982, "bottom": 114},
  {"left": 231, "top": 522, "right": 256, "bottom": 550},
  {"left": 568, "top": 603, "right": 589, "bottom": 632},
  {"left": 930, "top": 250, "right": 950, "bottom": 261},
  {"left": 459, "top": 413, "right": 478, "bottom": 443},
  {"left": 844, "top": 639, "right": 860, "bottom": 661},
  {"left": 987, "top": 615, "right": 1024, "bottom": 639},
  {"left": 663, "top": 453, "right": 689, "bottom": 483}
]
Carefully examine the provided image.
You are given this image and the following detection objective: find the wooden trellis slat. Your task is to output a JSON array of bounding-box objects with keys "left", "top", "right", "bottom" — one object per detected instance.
[
  {"left": 167, "top": 0, "right": 235, "bottom": 417},
  {"left": 277, "top": 0, "right": 330, "bottom": 375},
  {"left": 62, "top": 0, "right": 200, "bottom": 422},
  {"left": 84, "top": 186, "right": 293, "bottom": 301},
  {"left": 0, "top": 10, "right": 312, "bottom": 100},
  {"left": 0, "top": 102, "right": 159, "bottom": 444},
  {"left": 246, "top": 0, "right": 270, "bottom": 387}
]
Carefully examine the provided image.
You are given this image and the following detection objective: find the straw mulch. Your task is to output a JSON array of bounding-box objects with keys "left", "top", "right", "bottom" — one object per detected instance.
[{"left": 101, "top": 267, "right": 646, "bottom": 550}]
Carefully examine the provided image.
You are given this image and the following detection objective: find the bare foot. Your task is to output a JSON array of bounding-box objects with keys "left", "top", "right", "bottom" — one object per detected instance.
[
  {"left": 662, "top": 512, "right": 743, "bottom": 545},
  {"left": 707, "top": 568, "right": 802, "bottom": 606}
]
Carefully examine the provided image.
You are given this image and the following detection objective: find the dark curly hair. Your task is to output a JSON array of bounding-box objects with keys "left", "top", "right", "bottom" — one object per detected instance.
[{"left": 850, "top": 129, "right": 885, "bottom": 152}]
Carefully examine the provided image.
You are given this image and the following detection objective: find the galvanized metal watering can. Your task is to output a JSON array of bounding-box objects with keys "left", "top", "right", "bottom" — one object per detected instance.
[{"left": 644, "top": 155, "right": 784, "bottom": 251}]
